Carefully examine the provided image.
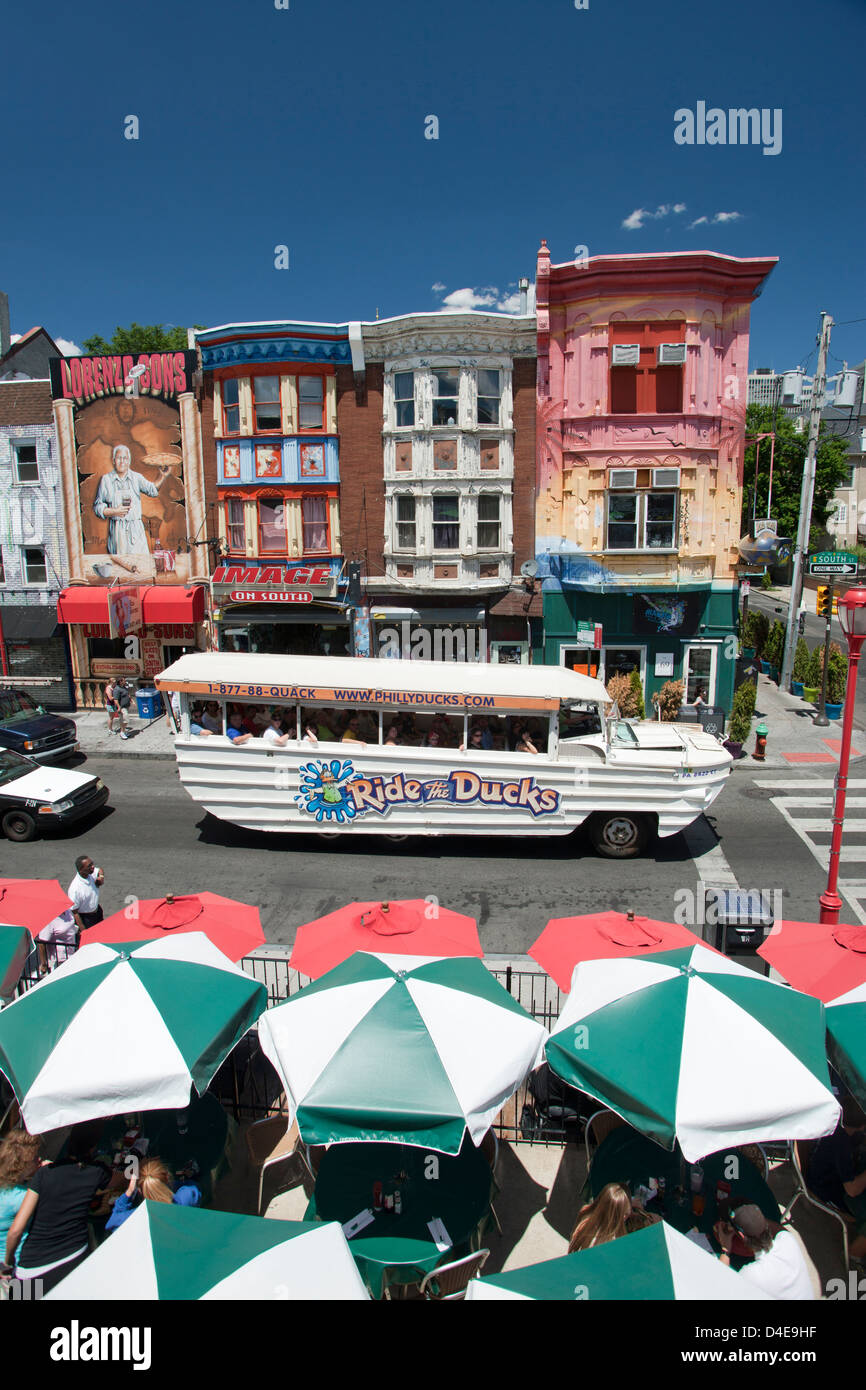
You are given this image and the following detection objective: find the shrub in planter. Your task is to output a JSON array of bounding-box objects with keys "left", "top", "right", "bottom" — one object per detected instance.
[
  {"left": 750, "top": 610, "right": 770, "bottom": 658},
  {"left": 606, "top": 673, "right": 640, "bottom": 717},
  {"left": 827, "top": 650, "right": 849, "bottom": 706},
  {"left": 807, "top": 644, "right": 823, "bottom": 690},
  {"left": 765, "top": 620, "right": 785, "bottom": 673},
  {"left": 728, "top": 680, "right": 757, "bottom": 744},
  {"left": 793, "top": 637, "right": 811, "bottom": 685},
  {"left": 628, "top": 668, "right": 645, "bottom": 720},
  {"left": 651, "top": 679, "right": 685, "bottom": 722}
]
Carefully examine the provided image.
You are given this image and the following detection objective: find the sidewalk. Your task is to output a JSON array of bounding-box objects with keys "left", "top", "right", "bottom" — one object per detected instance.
[
  {"left": 64, "top": 708, "right": 176, "bottom": 760},
  {"left": 731, "top": 669, "right": 866, "bottom": 772}
]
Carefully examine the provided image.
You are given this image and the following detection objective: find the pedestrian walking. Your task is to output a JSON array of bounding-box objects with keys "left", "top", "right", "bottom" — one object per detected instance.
[
  {"left": 114, "top": 678, "right": 132, "bottom": 739},
  {"left": 67, "top": 856, "right": 105, "bottom": 934}
]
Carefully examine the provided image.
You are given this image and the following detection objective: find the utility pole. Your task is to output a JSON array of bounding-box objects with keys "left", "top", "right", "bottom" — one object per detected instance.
[{"left": 779, "top": 312, "right": 833, "bottom": 692}]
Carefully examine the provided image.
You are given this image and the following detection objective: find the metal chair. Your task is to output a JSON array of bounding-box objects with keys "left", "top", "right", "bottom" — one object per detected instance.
[
  {"left": 584, "top": 1109, "right": 626, "bottom": 1169},
  {"left": 245, "top": 1115, "right": 305, "bottom": 1215},
  {"left": 419, "top": 1249, "right": 490, "bottom": 1300},
  {"left": 781, "top": 1138, "right": 854, "bottom": 1269}
]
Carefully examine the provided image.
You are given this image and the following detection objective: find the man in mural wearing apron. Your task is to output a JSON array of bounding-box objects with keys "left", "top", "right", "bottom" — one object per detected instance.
[{"left": 93, "top": 444, "right": 171, "bottom": 555}]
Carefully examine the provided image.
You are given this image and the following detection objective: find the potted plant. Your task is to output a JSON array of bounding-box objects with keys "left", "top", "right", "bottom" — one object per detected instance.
[
  {"left": 726, "top": 680, "right": 756, "bottom": 758},
  {"left": 764, "top": 620, "right": 785, "bottom": 681},
  {"left": 791, "top": 637, "right": 810, "bottom": 698},
  {"left": 651, "top": 679, "right": 685, "bottom": 722},
  {"left": 825, "top": 649, "right": 848, "bottom": 719},
  {"left": 803, "top": 644, "right": 822, "bottom": 704},
  {"left": 740, "top": 611, "right": 759, "bottom": 660},
  {"left": 628, "top": 668, "right": 645, "bottom": 720}
]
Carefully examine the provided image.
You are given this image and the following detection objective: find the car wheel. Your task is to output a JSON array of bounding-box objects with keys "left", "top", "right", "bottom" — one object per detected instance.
[
  {"left": 587, "top": 812, "right": 648, "bottom": 859},
  {"left": 2, "top": 809, "right": 38, "bottom": 842}
]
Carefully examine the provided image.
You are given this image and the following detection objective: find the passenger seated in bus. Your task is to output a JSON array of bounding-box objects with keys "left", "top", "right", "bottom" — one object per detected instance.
[
  {"left": 490, "top": 733, "right": 507, "bottom": 752},
  {"left": 384, "top": 725, "right": 401, "bottom": 747},
  {"left": 308, "top": 708, "right": 335, "bottom": 741},
  {"left": 507, "top": 717, "right": 526, "bottom": 751},
  {"left": 470, "top": 717, "right": 493, "bottom": 750},
  {"left": 303, "top": 721, "right": 319, "bottom": 745},
  {"left": 225, "top": 715, "right": 253, "bottom": 745},
  {"left": 262, "top": 710, "right": 292, "bottom": 747},
  {"left": 341, "top": 714, "right": 367, "bottom": 746},
  {"left": 460, "top": 726, "right": 486, "bottom": 753},
  {"left": 190, "top": 705, "right": 216, "bottom": 737},
  {"left": 246, "top": 704, "right": 270, "bottom": 733},
  {"left": 424, "top": 728, "right": 443, "bottom": 749},
  {"left": 516, "top": 729, "right": 540, "bottom": 755},
  {"left": 201, "top": 701, "right": 222, "bottom": 734}
]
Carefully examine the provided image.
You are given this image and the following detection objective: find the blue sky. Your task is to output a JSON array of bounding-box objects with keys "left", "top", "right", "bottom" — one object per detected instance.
[{"left": 2, "top": 0, "right": 864, "bottom": 371}]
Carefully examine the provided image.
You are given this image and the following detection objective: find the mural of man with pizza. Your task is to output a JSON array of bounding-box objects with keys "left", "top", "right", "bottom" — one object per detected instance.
[{"left": 93, "top": 444, "right": 172, "bottom": 555}]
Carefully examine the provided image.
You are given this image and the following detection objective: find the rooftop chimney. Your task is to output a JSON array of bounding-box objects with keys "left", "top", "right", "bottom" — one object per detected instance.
[
  {"left": 0, "top": 292, "right": 10, "bottom": 360},
  {"left": 519, "top": 277, "right": 529, "bottom": 315}
]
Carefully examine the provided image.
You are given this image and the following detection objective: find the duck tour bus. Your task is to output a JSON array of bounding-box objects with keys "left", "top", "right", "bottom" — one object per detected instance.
[{"left": 154, "top": 652, "right": 732, "bottom": 858}]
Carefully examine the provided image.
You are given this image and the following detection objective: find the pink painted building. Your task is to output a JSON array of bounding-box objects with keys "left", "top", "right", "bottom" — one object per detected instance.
[{"left": 535, "top": 241, "right": 777, "bottom": 711}]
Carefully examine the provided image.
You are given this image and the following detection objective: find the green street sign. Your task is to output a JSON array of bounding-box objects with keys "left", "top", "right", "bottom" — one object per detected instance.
[{"left": 809, "top": 550, "right": 859, "bottom": 576}]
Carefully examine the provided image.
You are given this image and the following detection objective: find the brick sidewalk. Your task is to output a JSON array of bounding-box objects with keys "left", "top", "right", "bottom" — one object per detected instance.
[{"left": 732, "top": 670, "right": 866, "bottom": 772}]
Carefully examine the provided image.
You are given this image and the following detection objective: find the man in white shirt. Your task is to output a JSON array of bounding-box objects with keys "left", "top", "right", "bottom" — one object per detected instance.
[
  {"left": 67, "top": 855, "right": 105, "bottom": 933},
  {"left": 716, "top": 1204, "right": 820, "bottom": 1300},
  {"left": 262, "top": 711, "right": 291, "bottom": 747}
]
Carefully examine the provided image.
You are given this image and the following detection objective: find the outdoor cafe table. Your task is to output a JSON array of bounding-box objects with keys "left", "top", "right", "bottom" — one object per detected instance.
[
  {"left": 307, "top": 1136, "right": 493, "bottom": 1297},
  {"left": 98, "top": 1092, "right": 229, "bottom": 1203},
  {"left": 589, "top": 1125, "right": 780, "bottom": 1264}
]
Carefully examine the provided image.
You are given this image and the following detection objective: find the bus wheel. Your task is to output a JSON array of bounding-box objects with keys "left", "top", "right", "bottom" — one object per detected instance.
[
  {"left": 2, "top": 810, "right": 37, "bottom": 842},
  {"left": 587, "top": 812, "right": 647, "bottom": 859}
]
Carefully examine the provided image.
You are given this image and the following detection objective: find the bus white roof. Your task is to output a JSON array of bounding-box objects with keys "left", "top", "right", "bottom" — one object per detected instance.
[{"left": 155, "top": 651, "right": 609, "bottom": 710}]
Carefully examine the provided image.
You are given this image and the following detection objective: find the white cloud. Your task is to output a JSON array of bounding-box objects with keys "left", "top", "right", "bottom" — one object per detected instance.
[
  {"left": 431, "top": 282, "right": 446, "bottom": 292},
  {"left": 54, "top": 337, "right": 83, "bottom": 355},
  {"left": 432, "top": 282, "right": 535, "bottom": 314},
  {"left": 688, "top": 211, "right": 743, "bottom": 230},
  {"left": 622, "top": 203, "right": 687, "bottom": 230}
]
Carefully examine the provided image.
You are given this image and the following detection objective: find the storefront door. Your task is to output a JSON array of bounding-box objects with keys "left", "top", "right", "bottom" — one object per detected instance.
[
  {"left": 682, "top": 643, "right": 718, "bottom": 704},
  {"left": 559, "top": 644, "right": 600, "bottom": 678}
]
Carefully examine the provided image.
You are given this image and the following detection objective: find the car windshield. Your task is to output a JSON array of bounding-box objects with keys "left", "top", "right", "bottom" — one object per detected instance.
[
  {"left": 0, "top": 749, "right": 36, "bottom": 785},
  {"left": 0, "top": 692, "right": 41, "bottom": 725}
]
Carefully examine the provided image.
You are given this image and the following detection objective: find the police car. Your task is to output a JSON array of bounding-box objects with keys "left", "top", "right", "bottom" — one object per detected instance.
[{"left": 0, "top": 749, "right": 109, "bottom": 842}]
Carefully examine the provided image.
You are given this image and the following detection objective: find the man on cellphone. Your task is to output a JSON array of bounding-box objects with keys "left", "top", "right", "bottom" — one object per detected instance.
[{"left": 68, "top": 855, "right": 105, "bottom": 934}]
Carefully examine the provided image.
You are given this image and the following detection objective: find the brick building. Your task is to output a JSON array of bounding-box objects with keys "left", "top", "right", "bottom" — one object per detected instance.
[
  {"left": 196, "top": 320, "right": 350, "bottom": 655},
  {"left": 338, "top": 311, "right": 539, "bottom": 663}
]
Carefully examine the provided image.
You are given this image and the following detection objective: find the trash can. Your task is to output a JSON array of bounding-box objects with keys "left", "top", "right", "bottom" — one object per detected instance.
[
  {"left": 698, "top": 705, "right": 727, "bottom": 739},
  {"left": 704, "top": 887, "right": 774, "bottom": 963},
  {"left": 135, "top": 687, "right": 161, "bottom": 721}
]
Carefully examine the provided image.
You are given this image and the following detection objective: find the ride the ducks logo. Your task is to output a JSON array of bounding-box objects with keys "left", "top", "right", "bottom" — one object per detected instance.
[{"left": 294, "top": 759, "right": 560, "bottom": 823}]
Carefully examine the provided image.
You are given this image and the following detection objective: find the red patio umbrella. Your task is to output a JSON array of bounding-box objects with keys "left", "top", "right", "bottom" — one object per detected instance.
[
  {"left": 529, "top": 910, "right": 717, "bottom": 992},
  {"left": 289, "top": 899, "right": 483, "bottom": 979},
  {"left": 0, "top": 878, "right": 74, "bottom": 934},
  {"left": 86, "top": 892, "right": 264, "bottom": 963},
  {"left": 757, "top": 920, "right": 866, "bottom": 1004}
]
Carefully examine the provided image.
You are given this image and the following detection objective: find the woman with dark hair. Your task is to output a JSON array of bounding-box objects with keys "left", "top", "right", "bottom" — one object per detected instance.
[
  {"left": 2, "top": 1123, "right": 110, "bottom": 1295},
  {"left": 0, "top": 1131, "right": 42, "bottom": 1291},
  {"left": 568, "top": 1182, "right": 633, "bottom": 1253}
]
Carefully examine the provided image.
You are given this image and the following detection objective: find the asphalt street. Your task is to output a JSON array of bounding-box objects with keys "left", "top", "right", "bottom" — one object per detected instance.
[{"left": 0, "top": 753, "right": 838, "bottom": 953}]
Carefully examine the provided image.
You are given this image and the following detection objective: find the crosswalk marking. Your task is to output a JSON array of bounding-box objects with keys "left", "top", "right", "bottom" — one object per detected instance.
[{"left": 751, "top": 778, "right": 866, "bottom": 924}]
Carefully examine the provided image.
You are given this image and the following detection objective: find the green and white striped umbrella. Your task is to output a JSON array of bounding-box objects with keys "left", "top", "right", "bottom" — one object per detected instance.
[
  {"left": 0, "top": 923, "right": 32, "bottom": 1001},
  {"left": 546, "top": 945, "right": 840, "bottom": 1162},
  {"left": 0, "top": 934, "right": 266, "bottom": 1133},
  {"left": 258, "top": 951, "right": 548, "bottom": 1154},
  {"left": 826, "top": 980, "right": 866, "bottom": 1110},
  {"left": 45, "top": 1202, "right": 369, "bottom": 1300},
  {"left": 464, "top": 1222, "right": 770, "bottom": 1301}
]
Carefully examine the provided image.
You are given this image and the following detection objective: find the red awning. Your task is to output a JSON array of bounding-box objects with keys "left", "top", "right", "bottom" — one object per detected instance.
[
  {"left": 57, "top": 585, "right": 206, "bottom": 626},
  {"left": 57, "top": 588, "right": 111, "bottom": 625},
  {"left": 139, "top": 586, "right": 206, "bottom": 625}
]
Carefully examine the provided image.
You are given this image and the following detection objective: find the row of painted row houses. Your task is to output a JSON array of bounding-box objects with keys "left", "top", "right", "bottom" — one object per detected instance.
[{"left": 0, "top": 242, "right": 777, "bottom": 711}]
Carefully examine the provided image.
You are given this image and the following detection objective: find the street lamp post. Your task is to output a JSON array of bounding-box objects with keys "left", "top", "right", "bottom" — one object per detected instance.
[{"left": 819, "top": 586, "right": 866, "bottom": 925}]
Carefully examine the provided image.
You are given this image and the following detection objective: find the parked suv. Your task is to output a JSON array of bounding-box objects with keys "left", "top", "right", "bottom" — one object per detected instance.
[{"left": 0, "top": 689, "right": 78, "bottom": 762}]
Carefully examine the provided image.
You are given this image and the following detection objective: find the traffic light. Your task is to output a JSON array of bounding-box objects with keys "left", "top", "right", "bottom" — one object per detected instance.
[{"left": 817, "top": 586, "right": 838, "bottom": 618}]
